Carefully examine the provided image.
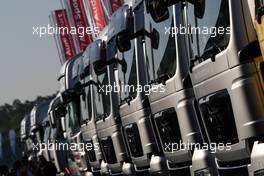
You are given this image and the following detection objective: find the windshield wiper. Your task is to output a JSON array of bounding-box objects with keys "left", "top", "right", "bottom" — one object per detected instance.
[
  {"left": 82, "top": 118, "right": 89, "bottom": 124},
  {"left": 148, "top": 73, "right": 172, "bottom": 85},
  {"left": 96, "top": 113, "right": 108, "bottom": 122},
  {"left": 190, "top": 44, "right": 223, "bottom": 72},
  {"left": 121, "top": 95, "right": 135, "bottom": 105}
]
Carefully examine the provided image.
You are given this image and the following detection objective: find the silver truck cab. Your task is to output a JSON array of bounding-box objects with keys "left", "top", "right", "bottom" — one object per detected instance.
[
  {"left": 98, "top": 1, "right": 168, "bottom": 175},
  {"left": 140, "top": 0, "right": 221, "bottom": 175},
  {"left": 20, "top": 114, "right": 33, "bottom": 158},
  {"left": 48, "top": 96, "right": 69, "bottom": 174},
  {"left": 41, "top": 115, "right": 52, "bottom": 162},
  {"left": 78, "top": 28, "right": 111, "bottom": 175},
  {"left": 89, "top": 38, "right": 130, "bottom": 175},
  {"left": 59, "top": 53, "right": 94, "bottom": 175},
  {"left": 30, "top": 100, "right": 51, "bottom": 158},
  {"left": 180, "top": 0, "right": 264, "bottom": 175}
]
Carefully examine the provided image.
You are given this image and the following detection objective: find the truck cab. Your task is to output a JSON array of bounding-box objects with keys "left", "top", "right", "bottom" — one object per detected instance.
[
  {"left": 89, "top": 37, "right": 130, "bottom": 175},
  {"left": 78, "top": 28, "right": 112, "bottom": 175},
  {"left": 30, "top": 100, "right": 51, "bottom": 158},
  {"left": 48, "top": 96, "right": 70, "bottom": 175},
  {"left": 182, "top": 0, "right": 264, "bottom": 175},
  {"left": 41, "top": 115, "right": 52, "bottom": 162},
  {"left": 95, "top": 1, "right": 168, "bottom": 175},
  {"left": 58, "top": 53, "right": 91, "bottom": 175},
  {"left": 20, "top": 114, "right": 34, "bottom": 158},
  {"left": 140, "top": 0, "right": 221, "bottom": 175}
]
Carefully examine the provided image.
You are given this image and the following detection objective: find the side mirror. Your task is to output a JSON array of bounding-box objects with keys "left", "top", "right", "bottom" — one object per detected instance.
[
  {"left": 60, "top": 81, "right": 85, "bottom": 105},
  {"left": 146, "top": 0, "right": 205, "bottom": 23},
  {"left": 88, "top": 39, "right": 107, "bottom": 75},
  {"left": 147, "top": 0, "right": 170, "bottom": 23},
  {"left": 56, "top": 105, "right": 67, "bottom": 117},
  {"left": 107, "top": 38, "right": 128, "bottom": 73},
  {"left": 59, "top": 89, "right": 75, "bottom": 105},
  {"left": 116, "top": 31, "right": 131, "bottom": 52},
  {"left": 108, "top": 5, "right": 134, "bottom": 52},
  {"left": 194, "top": 0, "right": 205, "bottom": 19},
  {"left": 143, "top": 28, "right": 160, "bottom": 49}
]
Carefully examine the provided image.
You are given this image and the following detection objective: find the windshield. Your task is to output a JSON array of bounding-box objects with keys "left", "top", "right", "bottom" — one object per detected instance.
[
  {"left": 55, "top": 117, "right": 64, "bottom": 138},
  {"left": 67, "top": 97, "right": 82, "bottom": 135},
  {"left": 80, "top": 63, "right": 93, "bottom": 122},
  {"left": 185, "top": 0, "right": 230, "bottom": 64},
  {"left": 65, "top": 57, "right": 84, "bottom": 134},
  {"left": 36, "top": 102, "right": 50, "bottom": 125},
  {"left": 80, "top": 83, "right": 93, "bottom": 122},
  {"left": 145, "top": 7, "right": 176, "bottom": 84},
  {"left": 117, "top": 45, "right": 137, "bottom": 105},
  {"left": 93, "top": 69, "right": 110, "bottom": 122}
]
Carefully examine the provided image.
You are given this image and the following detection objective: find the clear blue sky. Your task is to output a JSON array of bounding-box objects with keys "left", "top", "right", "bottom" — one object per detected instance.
[{"left": 0, "top": 0, "right": 62, "bottom": 105}]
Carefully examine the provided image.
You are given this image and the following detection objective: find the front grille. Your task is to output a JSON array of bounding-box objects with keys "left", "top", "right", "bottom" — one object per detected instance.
[
  {"left": 255, "top": 169, "right": 264, "bottom": 176},
  {"left": 124, "top": 123, "right": 143, "bottom": 157},
  {"left": 198, "top": 90, "right": 239, "bottom": 144},
  {"left": 153, "top": 107, "right": 182, "bottom": 152},
  {"left": 99, "top": 137, "right": 117, "bottom": 164}
]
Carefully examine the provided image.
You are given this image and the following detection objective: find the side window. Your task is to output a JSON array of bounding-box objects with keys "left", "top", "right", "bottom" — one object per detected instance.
[
  {"left": 94, "top": 71, "right": 111, "bottom": 121},
  {"left": 144, "top": 7, "right": 176, "bottom": 83},
  {"left": 68, "top": 99, "right": 81, "bottom": 135},
  {"left": 186, "top": 0, "right": 230, "bottom": 64},
  {"left": 118, "top": 49, "right": 137, "bottom": 104},
  {"left": 82, "top": 65, "right": 93, "bottom": 122},
  {"left": 80, "top": 88, "right": 89, "bottom": 122}
]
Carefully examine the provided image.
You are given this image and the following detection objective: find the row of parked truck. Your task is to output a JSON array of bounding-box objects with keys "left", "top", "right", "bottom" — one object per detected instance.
[{"left": 20, "top": 0, "right": 264, "bottom": 175}]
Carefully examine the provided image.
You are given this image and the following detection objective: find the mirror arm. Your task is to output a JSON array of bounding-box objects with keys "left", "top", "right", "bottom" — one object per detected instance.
[
  {"left": 129, "top": 28, "right": 153, "bottom": 39},
  {"left": 130, "top": 29, "right": 145, "bottom": 39},
  {"left": 108, "top": 58, "right": 123, "bottom": 66},
  {"left": 81, "top": 80, "right": 99, "bottom": 89},
  {"left": 60, "top": 88, "right": 77, "bottom": 105}
]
